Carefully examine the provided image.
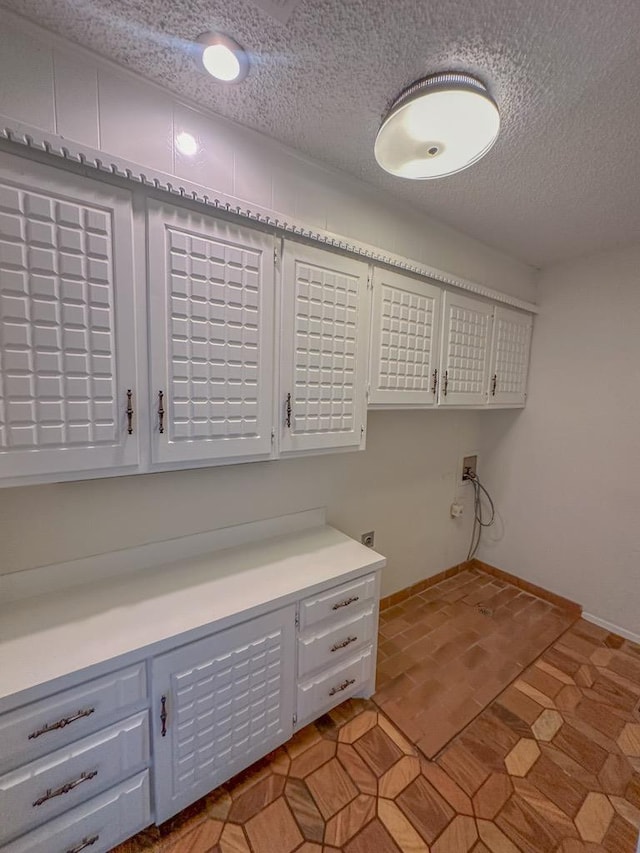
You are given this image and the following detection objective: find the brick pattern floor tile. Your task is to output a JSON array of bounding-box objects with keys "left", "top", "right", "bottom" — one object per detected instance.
[
  {"left": 375, "top": 567, "right": 576, "bottom": 757},
  {"left": 112, "top": 610, "right": 640, "bottom": 853}
]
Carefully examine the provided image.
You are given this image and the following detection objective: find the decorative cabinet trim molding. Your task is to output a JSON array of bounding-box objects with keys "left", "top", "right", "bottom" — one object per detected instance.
[{"left": 0, "top": 120, "right": 538, "bottom": 314}]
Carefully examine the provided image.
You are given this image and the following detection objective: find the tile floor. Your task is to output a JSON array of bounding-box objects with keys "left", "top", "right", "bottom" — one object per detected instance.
[
  {"left": 376, "top": 568, "right": 576, "bottom": 757},
  {"left": 112, "top": 587, "right": 640, "bottom": 853}
]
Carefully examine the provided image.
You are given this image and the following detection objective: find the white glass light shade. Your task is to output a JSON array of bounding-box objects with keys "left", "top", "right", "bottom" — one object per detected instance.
[
  {"left": 197, "top": 33, "right": 249, "bottom": 83},
  {"left": 375, "top": 73, "right": 500, "bottom": 179}
]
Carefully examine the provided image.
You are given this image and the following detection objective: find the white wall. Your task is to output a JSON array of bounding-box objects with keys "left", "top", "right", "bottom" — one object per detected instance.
[
  {"left": 478, "top": 244, "right": 640, "bottom": 637},
  {"left": 0, "top": 411, "right": 480, "bottom": 596}
]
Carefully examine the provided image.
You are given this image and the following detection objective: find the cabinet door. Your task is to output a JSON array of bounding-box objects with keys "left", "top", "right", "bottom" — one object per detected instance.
[
  {"left": 439, "top": 291, "right": 493, "bottom": 406},
  {"left": 488, "top": 306, "right": 533, "bottom": 407},
  {"left": 369, "top": 268, "right": 441, "bottom": 407},
  {"left": 151, "top": 606, "right": 295, "bottom": 822},
  {"left": 147, "top": 201, "right": 275, "bottom": 465},
  {"left": 0, "top": 153, "right": 139, "bottom": 480},
  {"left": 279, "top": 242, "right": 370, "bottom": 453}
]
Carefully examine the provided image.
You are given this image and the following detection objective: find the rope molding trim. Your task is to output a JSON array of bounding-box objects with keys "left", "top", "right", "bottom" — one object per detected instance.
[{"left": 0, "top": 122, "right": 538, "bottom": 313}]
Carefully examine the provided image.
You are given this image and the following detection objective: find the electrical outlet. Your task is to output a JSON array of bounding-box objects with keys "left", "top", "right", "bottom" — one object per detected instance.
[
  {"left": 462, "top": 454, "right": 478, "bottom": 481},
  {"left": 361, "top": 531, "right": 375, "bottom": 548}
]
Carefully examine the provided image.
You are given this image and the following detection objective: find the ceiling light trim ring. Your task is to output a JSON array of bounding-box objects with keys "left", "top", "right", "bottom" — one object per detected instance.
[
  {"left": 0, "top": 126, "right": 536, "bottom": 314},
  {"left": 197, "top": 32, "right": 250, "bottom": 83},
  {"left": 385, "top": 72, "right": 494, "bottom": 117}
]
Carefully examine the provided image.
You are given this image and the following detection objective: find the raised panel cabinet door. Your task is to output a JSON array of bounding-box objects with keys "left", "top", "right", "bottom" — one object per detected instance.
[
  {"left": 439, "top": 291, "right": 493, "bottom": 406},
  {"left": 488, "top": 306, "right": 533, "bottom": 407},
  {"left": 279, "top": 242, "right": 370, "bottom": 453},
  {"left": 369, "top": 268, "right": 441, "bottom": 407},
  {"left": 147, "top": 201, "right": 276, "bottom": 465},
  {"left": 151, "top": 606, "right": 296, "bottom": 823},
  {"left": 0, "top": 152, "right": 139, "bottom": 481}
]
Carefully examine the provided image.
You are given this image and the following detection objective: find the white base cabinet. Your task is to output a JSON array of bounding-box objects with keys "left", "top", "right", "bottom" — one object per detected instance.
[
  {"left": 0, "top": 519, "right": 383, "bottom": 850},
  {"left": 152, "top": 606, "right": 296, "bottom": 823}
]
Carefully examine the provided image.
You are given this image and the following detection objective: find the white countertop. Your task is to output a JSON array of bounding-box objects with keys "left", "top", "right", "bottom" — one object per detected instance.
[{"left": 0, "top": 522, "right": 385, "bottom": 702}]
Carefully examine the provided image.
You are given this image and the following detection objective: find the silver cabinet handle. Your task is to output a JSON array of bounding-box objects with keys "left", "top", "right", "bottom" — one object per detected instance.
[
  {"left": 329, "top": 678, "right": 355, "bottom": 697},
  {"left": 28, "top": 707, "right": 95, "bottom": 740},
  {"left": 158, "top": 390, "right": 165, "bottom": 433},
  {"left": 330, "top": 636, "right": 357, "bottom": 652},
  {"left": 332, "top": 596, "right": 359, "bottom": 610},
  {"left": 126, "top": 389, "right": 134, "bottom": 434},
  {"left": 33, "top": 770, "right": 97, "bottom": 807},
  {"left": 66, "top": 835, "right": 99, "bottom": 853}
]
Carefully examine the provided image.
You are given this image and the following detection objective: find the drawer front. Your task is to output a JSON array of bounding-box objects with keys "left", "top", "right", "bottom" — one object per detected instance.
[
  {"left": 297, "top": 646, "right": 374, "bottom": 725},
  {"left": 0, "top": 712, "right": 149, "bottom": 845},
  {"left": 0, "top": 663, "right": 147, "bottom": 774},
  {"left": 299, "top": 574, "right": 377, "bottom": 631},
  {"left": 2, "top": 771, "right": 151, "bottom": 853},
  {"left": 297, "top": 604, "right": 376, "bottom": 678}
]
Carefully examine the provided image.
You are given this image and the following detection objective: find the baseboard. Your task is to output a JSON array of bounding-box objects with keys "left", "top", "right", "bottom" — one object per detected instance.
[
  {"left": 380, "top": 558, "right": 582, "bottom": 618},
  {"left": 470, "top": 559, "right": 582, "bottom": 617},
  {"left": 582, "top": 612, "right": 640, "bottom": 645}
]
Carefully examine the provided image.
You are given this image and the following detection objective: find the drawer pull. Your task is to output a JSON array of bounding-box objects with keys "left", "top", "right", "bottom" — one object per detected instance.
[
  {"left": 66, "top": 835, "right": 100, "bottom": 853},
  {"left": 332, "top": 596, "right": 359, "bottom": 610},
  {"left": 329, "top": 678, "right": 356, "bottom": 697},
  {"left": 330, "top": 635, "right": 358, "bottom": 652},
  {"left": 33, "top": 770, "right": 98, "bottom": 807},
  {"left": 28, "top": 707, "right": 95, "bottom": 740}
]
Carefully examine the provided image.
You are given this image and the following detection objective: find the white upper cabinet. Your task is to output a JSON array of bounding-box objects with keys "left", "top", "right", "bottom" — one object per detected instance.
[
  {"left": 147, "top": 201, "right": 276, "bottom": 465},
  {"left": 368, "top": 268, "right": 441, "bottom": 407},
  {"left": 279, "top": 242, "right": 370, "bottom": 454},
  {"left": 0, "top": 153, "right": 139, "bottom": 480},
  {"left": 439, "top": 291, "right": 494, "bottom": 407},
  {"left": 488, "top": 305, "right": 533, "bottom": 407}
]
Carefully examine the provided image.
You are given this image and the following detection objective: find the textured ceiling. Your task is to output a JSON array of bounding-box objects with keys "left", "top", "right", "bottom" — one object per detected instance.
[{"left": 3, "top": 0, "right": 640, "bottom": 267}]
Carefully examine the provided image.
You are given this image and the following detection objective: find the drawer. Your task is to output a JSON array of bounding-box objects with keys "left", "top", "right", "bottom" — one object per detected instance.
[
  {"left": 297, "top": 645, "right": 374, "bottom": 725},
  {"left": 0, "top": 712, "right": 149, "bottom": 845},
  {"left": 0, "top": 663, "right": 147, "bottom": 775},
  {"left": 297, "top": 604, "right": 376, "bottom": 678},
  {"left": 299, "top": 574, "right": 377, "bottom": 631},
  {"left": 1, "top": 770, "right": 151, "bottom": 853}
]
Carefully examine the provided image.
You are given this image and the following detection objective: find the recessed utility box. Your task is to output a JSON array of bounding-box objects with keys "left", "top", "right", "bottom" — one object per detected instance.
[{"left": 462, "top": 455, "right": 478, "bottom": 481}]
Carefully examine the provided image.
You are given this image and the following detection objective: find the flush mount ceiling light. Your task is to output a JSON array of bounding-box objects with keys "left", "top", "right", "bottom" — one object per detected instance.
[
  {"left": 197, "top": 32, "right": 249, "bottom": 83},
  {"left": 374, "top": 72, "right": 500, "bottom": 180}
]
